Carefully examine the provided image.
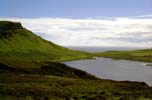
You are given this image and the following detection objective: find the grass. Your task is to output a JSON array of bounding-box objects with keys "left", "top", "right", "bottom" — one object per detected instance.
[
  {"left": 0, "top": 71, "right": 152, "bottom": 100},
  {"left": 94, "top": 49, "right": 152, "bottom": 63},
  {"left": 0, "top": 21, "right": 92, "bottom": 66},
  {"left": 0, "top": 62, "right": 97, "bottom": 80}
]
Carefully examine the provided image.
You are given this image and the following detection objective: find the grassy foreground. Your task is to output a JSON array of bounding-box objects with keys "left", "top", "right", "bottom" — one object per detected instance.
[
  {"left": 0, "top": 71, "right": 152, "bottom": 100},
  {"left": 94, "top": 49, "right": 152, "bottom": 63},
  {"left": 0, "top": 61, "right": 152, "bottom": 100}
]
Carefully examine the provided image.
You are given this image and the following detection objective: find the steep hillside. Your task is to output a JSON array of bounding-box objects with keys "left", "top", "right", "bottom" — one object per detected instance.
[
  {"left": 94, "top": 49, "right": 152, "bottom": 63},
  {"left": 0, "top": 21, "right": 91, "bottom": 66}
]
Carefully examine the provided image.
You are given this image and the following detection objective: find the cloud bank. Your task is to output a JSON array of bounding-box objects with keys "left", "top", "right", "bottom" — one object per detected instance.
[{"left": 0, "top": 16, "right": 152, "bottom": 47}]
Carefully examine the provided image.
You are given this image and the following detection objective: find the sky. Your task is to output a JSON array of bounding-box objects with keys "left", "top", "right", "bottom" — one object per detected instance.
[{"left": 0, "top": 0, "right": 152, "bottom": 47}]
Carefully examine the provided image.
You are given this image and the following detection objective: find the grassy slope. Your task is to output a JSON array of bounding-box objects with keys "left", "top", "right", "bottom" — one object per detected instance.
[
  {"left": 0, "top": 21, "right": 91, "bottom": 67},
  {"left": 0, "top": 21, "right": 152, "bottom": 100},
  {"left": 94, "top": 49, "right": 152, "bottom": 63}
]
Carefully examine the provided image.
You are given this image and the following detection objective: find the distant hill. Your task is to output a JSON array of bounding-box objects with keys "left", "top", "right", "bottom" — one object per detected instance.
[
  {"left": 0, "top": 21, "right": 91, "bottom": 66},
  {"left": 94, "top": 49, "right": 152, "bottom": 62}
]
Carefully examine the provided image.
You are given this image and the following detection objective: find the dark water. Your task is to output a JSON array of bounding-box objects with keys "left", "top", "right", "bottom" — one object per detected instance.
[{"left": 64, "top": 47, "right": 152, "bottom": 86}]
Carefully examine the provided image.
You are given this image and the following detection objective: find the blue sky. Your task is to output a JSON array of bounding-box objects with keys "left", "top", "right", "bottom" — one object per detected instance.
[
  {"left": 0, "top": 0, "right": 152, "bottom": 47},
  {"left": 0, "top": 0, "right": 152, "bottom": 18}
]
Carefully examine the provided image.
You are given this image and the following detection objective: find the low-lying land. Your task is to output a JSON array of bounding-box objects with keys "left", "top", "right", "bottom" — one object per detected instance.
[{"left": 94, "top": 49, "right": 152, "bottom": 63}]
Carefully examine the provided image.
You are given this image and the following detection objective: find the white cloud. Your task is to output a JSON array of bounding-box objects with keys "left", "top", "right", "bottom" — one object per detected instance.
[{"left": 0, "top": 16, "right": 152, "bottom": 47}]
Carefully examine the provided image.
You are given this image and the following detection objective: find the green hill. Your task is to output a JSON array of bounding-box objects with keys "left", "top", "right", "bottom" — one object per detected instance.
[
  {"left": 94, "top": 49, "right": 152, "bottom": 63},
  {"left": 0, "top": 21, "right": 91, "bottom": 67}
]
